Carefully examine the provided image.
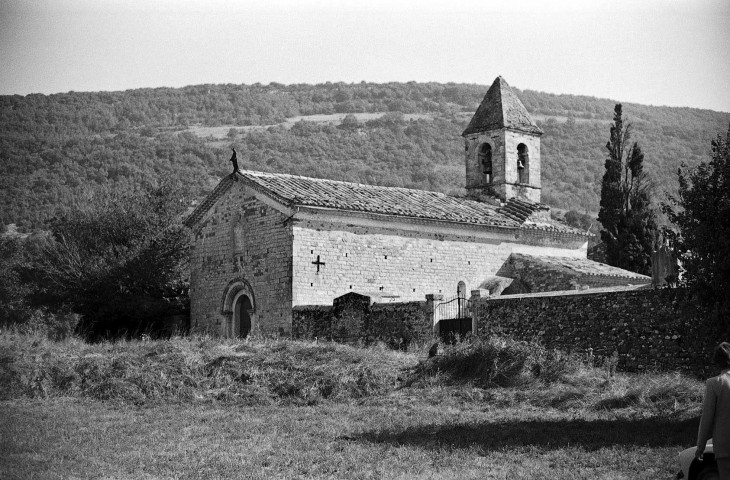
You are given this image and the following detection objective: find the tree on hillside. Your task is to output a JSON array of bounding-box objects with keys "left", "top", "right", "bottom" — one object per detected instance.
[
  {"left": 662, "top": 125, "right": 730, "bottom": 329},
  {"left": 28, "top": 180, "right": 190, "bottom": 339},
  {"left": 0, "top": 236, "right": 36, "bottom": 325},
  {"left": 338, "top": 114, "right": 363, "bottom": 131},
  {"left": 598, "top": 104, "right": 659, "bottom": 275}
]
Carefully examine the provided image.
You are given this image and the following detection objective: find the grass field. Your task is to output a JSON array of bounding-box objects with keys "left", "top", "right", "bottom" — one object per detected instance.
[{"left": 0, "top": 332, "right": 704, "bottom": 479}]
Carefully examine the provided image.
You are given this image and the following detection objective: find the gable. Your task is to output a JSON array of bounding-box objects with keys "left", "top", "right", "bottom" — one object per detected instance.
[{"left": 184, "top": 174, "right": 293, "bottom": 230}]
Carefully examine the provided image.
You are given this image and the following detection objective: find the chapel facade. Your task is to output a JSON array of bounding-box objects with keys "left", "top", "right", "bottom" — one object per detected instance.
[{"left": 185, "top": 77, "right": 649, "bottom": 337}]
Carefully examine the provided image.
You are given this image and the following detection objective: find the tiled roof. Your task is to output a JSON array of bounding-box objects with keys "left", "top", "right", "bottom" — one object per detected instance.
[
  {"left": 511, "top": 253, "right": 651, "bottom": 280},
  {"left": 237, "top": 170, "right": 516, "bottom": 227},
  {"left": 497, "top": 198, "right": 550, "bottom": 223},
  {"left": 462, "top": 77, "right": 543, "bottom": 136},
  {"left": 185, "top": 170, "right": 587, "bottom": 235}
]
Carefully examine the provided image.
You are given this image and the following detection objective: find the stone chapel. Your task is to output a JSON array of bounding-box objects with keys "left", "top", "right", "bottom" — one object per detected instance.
[{"left": 185, "top": 77, "right": 650, "bottom": 337}]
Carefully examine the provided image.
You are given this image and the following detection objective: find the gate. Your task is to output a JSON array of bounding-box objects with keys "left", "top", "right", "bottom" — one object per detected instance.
[{"left": 434, "top": 296, "right": 471, "bottom": 342}]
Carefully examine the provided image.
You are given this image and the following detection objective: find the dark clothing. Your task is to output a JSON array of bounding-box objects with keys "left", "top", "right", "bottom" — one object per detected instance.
[
  {"left": 230, "top": 149, "right": 239, "bottom": 172},
  {"left": 697, "top": 369, "right": 730, "bottom": 459}
]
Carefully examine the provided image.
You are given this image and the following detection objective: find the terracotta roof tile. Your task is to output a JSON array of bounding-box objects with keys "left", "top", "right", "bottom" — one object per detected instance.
[
  {"left": 497, "top": 198, "right": 548, "bottom": 222},
  {"left": 496, "top": 198, "right": 585, "bottom": 234}
]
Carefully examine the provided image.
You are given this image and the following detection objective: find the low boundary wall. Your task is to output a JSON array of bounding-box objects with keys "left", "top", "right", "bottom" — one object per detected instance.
[
  {"left": 292, "top": 292, "right": 436, "bottom": 347},
  {"left": 471, "top": 287, "right": 715, "bottom": 376},
  {"left": 291, "top": 287, "right": 720, "bottom": 376}
]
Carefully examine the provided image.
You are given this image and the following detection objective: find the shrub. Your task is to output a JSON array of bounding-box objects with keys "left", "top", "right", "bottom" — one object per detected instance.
[
  {"left": 0, "top": 334, "right": 404, "bottom": 405},
  {"left": 411, "top": 337, "right": 583, "bottom": 388}
]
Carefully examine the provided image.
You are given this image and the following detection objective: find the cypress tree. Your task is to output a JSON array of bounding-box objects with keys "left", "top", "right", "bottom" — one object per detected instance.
[{"left": 598, "top": 104, "right": 658, "bottom": 275}]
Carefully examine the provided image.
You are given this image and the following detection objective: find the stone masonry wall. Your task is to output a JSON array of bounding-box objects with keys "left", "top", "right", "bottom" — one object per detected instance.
[
  {"left": 472, "top": 287, "right": 715, "bottom": 376},
  {"left": 291, "top": 218, "right": 586, "bottom": 307},
  {"left": 292, "top": 293, "right": 434, "bottom": 347},
  {"left": 189, "top": 184, "right": 293, "bottom": 336}
]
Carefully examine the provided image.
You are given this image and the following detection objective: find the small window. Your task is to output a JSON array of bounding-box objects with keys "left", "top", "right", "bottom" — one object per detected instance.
[
  {"left": 478, "top": 143, "right": 493, "bottom": 184},
  {"left": 517, "top": 143, "right": 529, "bottom": 184}
]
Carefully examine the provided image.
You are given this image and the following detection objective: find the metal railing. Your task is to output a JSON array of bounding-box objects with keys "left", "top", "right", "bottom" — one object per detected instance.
[{"left": 434, "top": 296, "right": 470, "bottom": 321}]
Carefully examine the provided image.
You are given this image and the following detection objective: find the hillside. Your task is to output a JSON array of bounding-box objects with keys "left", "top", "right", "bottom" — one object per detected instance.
[{"left": 1, "top": 82, "right": 727, "bottom": 230}]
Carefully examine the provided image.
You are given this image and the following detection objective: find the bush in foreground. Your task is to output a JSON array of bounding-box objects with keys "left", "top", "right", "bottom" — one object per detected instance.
[
  {"left": 409, "top": 336, "right": 703, "bottom": 413},
  {"left": 411, "top": 336, "right": 582, "bottom": 387}
]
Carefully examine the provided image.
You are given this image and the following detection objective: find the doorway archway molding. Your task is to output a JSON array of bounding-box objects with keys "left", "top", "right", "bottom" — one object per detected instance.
[{"left": 220, "top": 278, "right": 256, "bottom": 338}]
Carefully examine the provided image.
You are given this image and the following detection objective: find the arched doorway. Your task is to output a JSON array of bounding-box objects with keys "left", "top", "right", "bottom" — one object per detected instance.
[
  {"left": 234, "top": 294, "right": 252, "bottom": 338},
  {"left": 220, "top": 278, "right": 256, "bottom": 338}
]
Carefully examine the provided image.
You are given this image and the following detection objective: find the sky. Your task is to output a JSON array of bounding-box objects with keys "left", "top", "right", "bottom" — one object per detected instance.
[{"left": 1, "top": 0, "right": 728, "bottom": 112}]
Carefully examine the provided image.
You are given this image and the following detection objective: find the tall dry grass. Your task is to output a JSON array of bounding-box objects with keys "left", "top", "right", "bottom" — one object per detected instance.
[
  {"left": 0, "top": 330, "right": 411, "bottom": 405},
  {"left": 408, "top": 336, "right": 704, "bottom": 414},
  {"left": 0, "top": 329, "right": 704, "bottom": 414}
]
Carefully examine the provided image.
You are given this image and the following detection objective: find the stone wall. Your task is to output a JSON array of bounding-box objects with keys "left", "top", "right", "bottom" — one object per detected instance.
[
  {"left": 291, "top": 217, "right": 586, "bottom": 307},
  {"left": 293, "top": 287, "right": 718, "bottom": 376},
  {"left": 292, "top": 292, "right": 435, "bottom": 347},
  {"left": 471, "top": 287, "right": 715, "bottom": 376},
  {"left": 189, "top": 184, "right": 293, "bottom": 336}
]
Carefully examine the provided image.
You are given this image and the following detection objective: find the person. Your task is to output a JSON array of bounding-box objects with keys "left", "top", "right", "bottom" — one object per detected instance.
[
  {"left": 229, "top": 148, "right": 239, "bottom": 172},
  {"left": 696, "top": 342, "right": 730, "bottom": 479}
]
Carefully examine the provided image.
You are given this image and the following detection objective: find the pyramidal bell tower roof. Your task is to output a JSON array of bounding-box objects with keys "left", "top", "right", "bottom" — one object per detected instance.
[{"left": 462, "top": 76, "right": 543, "bottom": 136}]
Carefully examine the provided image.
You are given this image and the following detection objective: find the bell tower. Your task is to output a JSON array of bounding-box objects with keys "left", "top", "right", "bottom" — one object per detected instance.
[{"left": 462, "top": 76, "right": 543, "bottom": 203}]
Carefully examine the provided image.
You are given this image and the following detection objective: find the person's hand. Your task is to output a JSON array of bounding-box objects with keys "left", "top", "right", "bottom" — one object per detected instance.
[{"left": 695, "top": 447, "right": 704, "bottom": 461}]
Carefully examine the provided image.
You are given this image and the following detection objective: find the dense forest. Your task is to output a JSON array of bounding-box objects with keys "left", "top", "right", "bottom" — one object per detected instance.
[{"left": 2, "top": 81, "right": 728, "bottom": 230}]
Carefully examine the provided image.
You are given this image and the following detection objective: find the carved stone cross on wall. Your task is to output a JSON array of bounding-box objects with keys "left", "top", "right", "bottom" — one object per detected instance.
[{"left": 312, "top": 255, "right": 325, "bottom": 274}]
